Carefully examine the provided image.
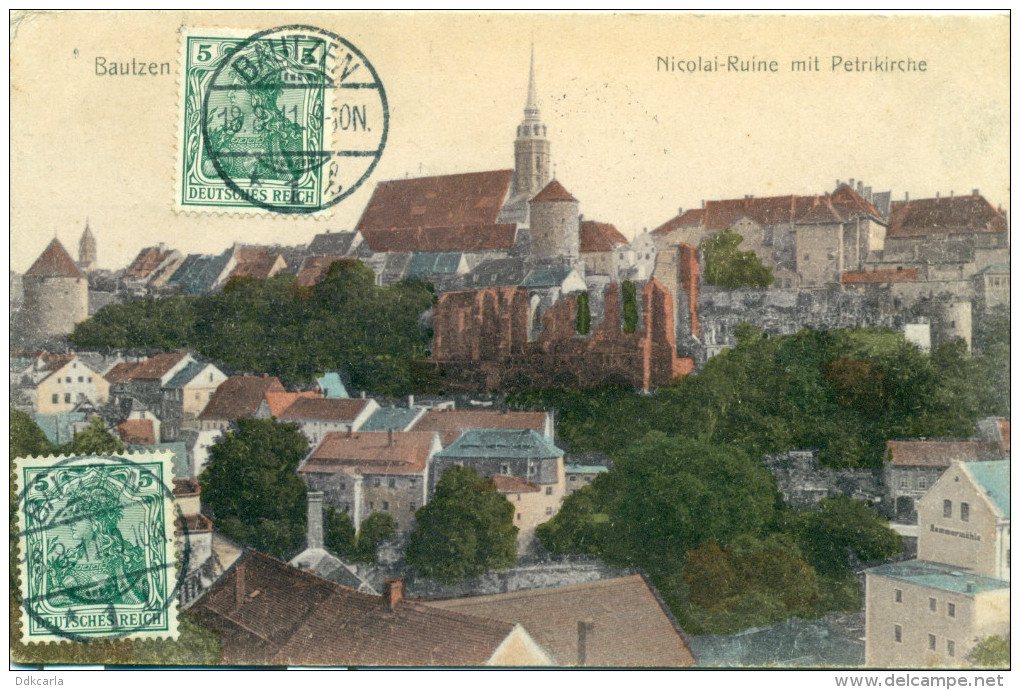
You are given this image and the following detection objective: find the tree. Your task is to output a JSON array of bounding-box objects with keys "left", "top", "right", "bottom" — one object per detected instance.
[
  {"left": 969, "top": 635, "right": 1009, "bottom": 668},
  {"left": 575, "top": 291, "right": 591, "bottom": 335},
  {"left": 325, "top": 507, "right": 356, "bottom": 557},
  {"left": 621, "top": 280, "right": 638, "bottom": 333},
  {"left": 785, "top": 498, "right": 902, "bottom": 575},
  {"left": 700, "top": 229, "right": 774, "bottom": 289},
  {"left": 199, "top": 418, "right": 308, "bottom": 559},
  {"left": 10, "top": 410, "right": 54, "bottom": 458},
  {"left": 406, "top": 467, "right": 517, "bottom": 583},
  {"left": 62, "top": 417, "right": 126, "bottom": 455},
  {"left": 351, "top": 511, "right": 397, "bottom": 563}
]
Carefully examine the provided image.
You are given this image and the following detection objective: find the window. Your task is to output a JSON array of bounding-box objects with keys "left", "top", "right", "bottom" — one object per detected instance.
[
  {"left": 500, "top": 464, "right": 510, "bottom": 475},
  {"left": 369, "top": 501, "right": 374, "bottom": 510},
  {"left": 77, "top": 376, "right": 83, "bottom": 383},
  {"left": 569, "top": 476, "right": 577, "bottom": 482},
  {"left": 947, "top": 640, "right": 955, "bottom": 657},
  {"left": 382, "top": 501, "right": 389, "bottom": 510},
  {"left": 943, "top": 500, "right": 952, "bottom": 518},
  {"left": 960, "top": 502, "right": 970, "bottom": 522},
  {"left": 64, "top": 393, "right": 71, "bottom": 404},
  {"left": 409, "top": 503, "right": 416, "bottom": 512},
  {"left": 928, "top": 634, "right": 936, "bottom": 651},
  {"left": 52, "top": 394, "right": 58, "bottom": 404},
  {"left": 545, "top": 486, "right": 553, "bottom": 495},
  {"left": 339, "top": 482, "right": 346, "bottom": 490},
  {"left": 929, "top": 597, "right": 937, "bottom": 611},
  {"left": 409, "top": 477, "right": 417, "bottom": 485},
  {"left": 917, "top": 476, "right": 927, "bottom": 490},
  {"left": 899, "top": 476, "right": 909, "bottom": 489},
  {"left": 516, "top": 513, "right": 522, "bottom": 521},
  {"left": 947, "top": 603, "right": 955, "bottom": 618},
  {"left": 894, "top": 625, "right": 902, "bottom": 643},
  {"left": 209, "top": 373, "right": 214, "bottom": 382},
  {"left": 373, "top": 478, "right": 381, "bottom": 487},
  {"left": 88, "top": 377, "right": 92, "bottom": 383},
  {"left": 545, "top": 507, "right": 553, "bottom": 515},
  {"left": 894, "top": 589, "right": 902, "bottom": 603},
  {"left": 388, "top": 478, "right": 396, "bottom": 488},
  {"left": 195, "top": 393, "right": 201, "bottom": 400}
]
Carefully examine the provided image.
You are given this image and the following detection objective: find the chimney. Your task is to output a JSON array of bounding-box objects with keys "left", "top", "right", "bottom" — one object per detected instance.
[
  {"left": 407, "top": 394, "right": 414, "bottom": 408},
  {"left": 951, "top": 190, "right": 954, "bottom": 197},
  {"left": 936, "top": 191, "right": 940, "bottom": 198},
  {"left": 905, "top": 191, "right": 909, "bottom": 202},
  {"left": 701, "top": 199, "right": 705, "bottom": 209},
  {"left": 234, "top": 562, "right": 246, "bottom": 609},
  {"left": 972, "top": 188, "right": 979, "bottom": 196},
  {"left": 579, "top": 214, "right": 584, "bottom": 222},
  {"left": 384, "top": 578, "right": 404, "bottom": 609},
  {"left": 388, "top": 429, "right": 394, "bottom": 446},
  {"left": 677, "top": 207, "right": 683, "bottom": 216},
  {"left": 849, "top": 178, "right": 855, "bottom": 189},
  {"left": 361, "top": 391, "right": 366, "bottom": 399},
  {"left": 577, "top": 620, "right": 595, "bottom": 666},
  {"left": 306, "top": 491, "right": 324, "bottom": 550}
]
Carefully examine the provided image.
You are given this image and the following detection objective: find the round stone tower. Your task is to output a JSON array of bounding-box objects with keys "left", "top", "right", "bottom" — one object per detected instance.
[
  {"left": 528, "top": 179, "right": 580, "bottom": 267},
  {"left": 23, "top": 238, "right": 89, "bottom": 341}
]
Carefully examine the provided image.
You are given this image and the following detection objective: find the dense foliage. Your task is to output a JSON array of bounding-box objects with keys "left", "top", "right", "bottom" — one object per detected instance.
[
  {"left": 199, "top": 418, "right": 309, "bottom": 559},
  {"left": 324, "top": 508, "right": 396, "bottom": 563},
  {"left": 700, "top": 228, "right": 774, "bottom": 289},
  {"left": 621, "top": 280, "right": 638, "bottom": 333},
  {"left": 10, "top": 411, "right": 125, "bottom": 458},
  {"left": 520, "top": 325, "right": 997, "bottom": 633},
  {"left": 10, "top": 410, "right": 55, "bottom": 458},
  {"left": 71, "top": 260, "right": 436, "bottom": 395},
  {"left": 969, "top": 635, "right": 1010, "bottom": 668},
  {"left": 406, "top": 467, "right": 518, "bottom": 583},
  {"left": 575, "top": 291, "right": 591, "bottom": 335}
]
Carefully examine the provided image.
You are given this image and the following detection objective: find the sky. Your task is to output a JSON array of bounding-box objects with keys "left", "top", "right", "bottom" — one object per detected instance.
[{"left": 10, "top": 11, "right": 1010, "bottom": 273}]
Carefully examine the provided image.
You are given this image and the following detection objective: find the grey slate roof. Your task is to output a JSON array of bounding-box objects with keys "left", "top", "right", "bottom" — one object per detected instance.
[
  {"left": 378, "top": 252, "right": 412, "bottom": 286},
  {"left": 165, "top": 361, "right": 207, "bottom": 389},
  {"left": 435, "top": 428, "right": 564, "bottom": 460},
  {"left": 459, "top": 257, "right": 527, "bottom": 289},
  {"left": 521, "top": 266, "right": 577, "bottom": 288},
  {"left": 405, "top": 252, "right": 463, "bottom": 281},
  {"left": 309, "top": 231, "right": 360, "bottom": 256},
  {"left": 360, "top": 405, "right": 426, "bottom": 432},
  {"left": 167, "top": 250, "right": 232, "bottom": 295},
  {"left": 689, "top": 616, "right": 864, "bottom": 668}
]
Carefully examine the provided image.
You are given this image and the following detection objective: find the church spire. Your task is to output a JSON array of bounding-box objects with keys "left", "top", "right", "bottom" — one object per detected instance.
[
  {"left": 78, "top": 218, "right": 97, "bottom": 272},
  {"left": 525, "top": 43, "right": 539, "bottom": 117}
]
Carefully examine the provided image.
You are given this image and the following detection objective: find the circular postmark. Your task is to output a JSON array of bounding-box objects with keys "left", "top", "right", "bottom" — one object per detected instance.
[
  {"left": 200, "top": 25, "right": 388, "bottom": 214},
  {"left": 15, "top": 454, "right": 190, "bottom": 643}
]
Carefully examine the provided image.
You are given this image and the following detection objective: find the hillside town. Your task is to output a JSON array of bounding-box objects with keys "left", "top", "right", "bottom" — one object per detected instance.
[{"left": 10, "top": 55, "right": 1009, "bottom": 669}]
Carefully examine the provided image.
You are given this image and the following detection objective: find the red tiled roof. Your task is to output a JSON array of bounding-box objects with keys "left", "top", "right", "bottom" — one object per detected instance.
[
  {"left": 413, "top": 408, "right": 548, "bottom": 446},
  {"left": 127, "top": 352, "right": 190, "bottom": 380},
  {"left": 887, "top": 440, "right": 1006, "bottom": 467},
  {"left": 199, "top": 375, "right": 286, "bottom": 420},
  {"left": 25, "top": 239, "right": 84, "bottom": 279},
  {"left": 279, "top": 397, "right": 370, "bottom": 422},
  {"left": 491, "top": 475, "right": 540, "bottom": 493},
  {"left": 361, "top": 224, "right": 517, "bottom": 253},
  {"left": 125, "top": 246, "right": 173, "bottom": 279},
  {"left": 117, "top": 419, "right": 155, "bottom": 446},
  {"left": 580, "top": 221, "right": 629, "bottom": 252},
  {"left": 429, "top": 574, "right": 697, "bottom": 667},
  {"left": 38, "top": 352, "right": 76, "bottom": 373},
  {"left": 651, "top": 209, "right": 705, "bottom": 236},
  {"left": 841, "top": 268, "right": 920, "bottom": 284},
  {"left": 191, "top": 552, "right": 528, "bottom": 666},
  {"left": 263, "top": 391, "right": 320, "bottom": 417},
  {"left": 531, "top": 179, "right": 577, "bottom": 203},
  {"left": 887, "top": 195, "right": 1008, "bottom": 238},
  {"left": 301, "top": 431, "right": 436, "bottom": 475},
  {"left": 231, "top": 247, "right": 285, "bottom": 280},
  {"left": 295, "top": 255, "right": 357, "bottom": 288},
  {"left": 356, "top": 170, "right": 514, "bottom": 232},
  {"left": 104, "top": 362, "right": 138, "bottom": 384}
]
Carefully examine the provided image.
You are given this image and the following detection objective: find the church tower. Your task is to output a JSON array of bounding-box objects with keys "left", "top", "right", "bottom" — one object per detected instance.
[
  {"left": 509, "top": 46, "right": 552, "bottom": 202},
  {"left": 78, "top": 220, "right": 97, "bottom": 272}
]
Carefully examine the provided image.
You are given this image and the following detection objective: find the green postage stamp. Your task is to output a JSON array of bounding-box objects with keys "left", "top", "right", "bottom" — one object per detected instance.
[
  {"left": 15, "top": 452, "right": 181, "bottom": 643},
  {"left": 176, "top": 25, "right": 388, "bottom": 214}
]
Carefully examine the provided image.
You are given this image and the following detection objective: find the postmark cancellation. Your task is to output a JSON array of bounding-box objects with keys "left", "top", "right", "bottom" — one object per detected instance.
[
  {"left": 14, "top": 452, "right": 182, "bottom": 644},
  {"left": 175, "top": 25, "right": 388, "bottom": 215}
]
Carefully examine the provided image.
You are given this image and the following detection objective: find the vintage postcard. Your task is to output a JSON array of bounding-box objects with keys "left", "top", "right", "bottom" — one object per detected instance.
[{"left": 9, "top": 10, "right": 1010, "bottom": 676}]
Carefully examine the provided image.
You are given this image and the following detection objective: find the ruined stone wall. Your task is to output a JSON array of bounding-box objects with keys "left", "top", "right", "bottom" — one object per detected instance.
[
  {"left": 432, "top": 279, "right": 692, "bottom": 392},
  {"left": 763, "top": 450, "right": 884, "bottom": 510}
]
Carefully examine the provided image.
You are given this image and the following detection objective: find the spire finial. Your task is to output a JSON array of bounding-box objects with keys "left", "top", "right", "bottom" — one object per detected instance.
[{"left": 525, "top": 43, "right": 538, "bottom": 116}]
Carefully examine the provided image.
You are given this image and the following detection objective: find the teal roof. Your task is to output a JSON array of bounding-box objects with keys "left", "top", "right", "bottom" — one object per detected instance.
[
  {"left": 566, "top": 464, "right": 609, "bottom": 474},
  {"left": 435, "top": 429, "right": 564, "bottom": 460},
  {"left": 867, "top": 559, "right": 1009, "bottom": 594},
  {"left": 976, "top": 263, "right": 1010, "bottom": 275},
  {"left": 10, "top": 357, "right": 33, "bottom": 373},
  {"left": 129, "top": 442, "right": 189, "bottom": 478},
  {"left": 405, "top": 252, "right": 463, "bottom": 280},
  {"left": 316, "top": 372, "right": 349, "bottom": 399},
  {"left": 360, "top": 406, "right": 424, "bottom": 432},
  {"left": 33, "top": 411, "right": 86, "bottom": 445},
  {"left": 166, "top": 361, "right": 206, "bottom": 389},
  {"left": 521, "top": 266, "right": 577, "bottom": 288},
  {"left": 967, "top": 460, "right": 1010, "bottom": 518}
]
